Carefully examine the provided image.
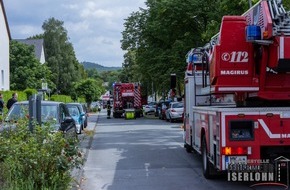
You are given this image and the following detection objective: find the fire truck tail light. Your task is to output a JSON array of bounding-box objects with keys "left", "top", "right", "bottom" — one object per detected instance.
[
  {"left": 223, "top": 147, "right": 232, "bottom": 155},
  {"left": 222, "top": 146, "right": 248, "bottom": 155}
]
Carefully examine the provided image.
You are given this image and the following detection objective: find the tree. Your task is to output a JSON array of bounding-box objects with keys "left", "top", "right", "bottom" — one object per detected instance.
[
  {"left": 73, "top": 78, "right": 105, "bottom": 108},
  {"left": 42, "top": 17, "right": 85, "bottom": 95},
  {"left": 9, "top": 41, "right": 54, "bottom": 91},
  {"left": 99, "top": 70, "right": 121, "bottom": 91},
  {"left": 86, "top": 68, "right": 102, "bottom": 81},
  {"left": 122, "top": 0, "right": 207, "bottom": 96},
  {"left": 121, "top": 0, "right": 277, "bottom": 97}
]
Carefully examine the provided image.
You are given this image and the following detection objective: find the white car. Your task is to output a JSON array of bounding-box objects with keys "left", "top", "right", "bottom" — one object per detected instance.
[
  {"left": 144, "top": 102, "right": 156, "bottom": 115},
  {"left": 165, "top": 102, "right": 184, "bottom": 122}
]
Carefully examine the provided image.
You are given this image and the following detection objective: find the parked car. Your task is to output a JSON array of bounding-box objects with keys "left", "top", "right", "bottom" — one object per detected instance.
[
  {"left": 158, "top": 101, "right": 171, "bottom": 120},
  {"left": 81, "top": 103, "right": 89, "bottom": 127},
  {"left": 66, "top": 103, "right": 86, "bottom": 134},
  {"left": 165, "top": 102, "right": 184, "bottom": 122},
  {"left": 144, "top": 102, "right": 156, "bottom": 115},
  {"left": 3, "top": 101, "right": 77, "bottom": 137},
  {"left": 91, "top": 102, "right": 101, "bottom": 112},
  {"left": 155, "top": 100, "right": 171, "bottom": 119}
]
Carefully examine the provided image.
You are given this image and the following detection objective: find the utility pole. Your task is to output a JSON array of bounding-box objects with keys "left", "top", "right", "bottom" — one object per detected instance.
[{"left": 151, "top": 81, "right": 154, "bottom": 102}]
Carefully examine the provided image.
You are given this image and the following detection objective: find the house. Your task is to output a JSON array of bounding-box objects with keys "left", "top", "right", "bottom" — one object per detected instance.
[
  {"left": 0, "top": 0, "right": 11, "bottom": 91},
  {"left": 15, "top": 39, "right": 46, "bottom": 64}
]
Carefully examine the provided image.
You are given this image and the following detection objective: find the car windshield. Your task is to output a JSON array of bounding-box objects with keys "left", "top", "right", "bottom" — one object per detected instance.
[
  {"left": 42, "top": 105, "right": 58, "bottom": 122},
  {"left": 148, "top": 102, "right": 156, "bottom": 106},
  {"left": 6, "top": 104, "right": 29, "bottom": 121},
  {"left": 67, "top": 106, "right": 80, "bottom": 116},
  {"left": 6, "top": 104, "right": 58, "bottom": 123},
  {"left": 172, "top": 103, "right": 183, "bottom": 108}
]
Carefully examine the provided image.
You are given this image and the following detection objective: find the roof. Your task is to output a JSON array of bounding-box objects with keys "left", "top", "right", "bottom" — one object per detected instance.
[
  {"left": 0, "top": 0, "right": 11, "bottom": 40},
  {"left": 15, "top": 39, "right": 44, "bottom": 61},
  {"left": 15, "top": 101, "right": 63, "bottom": 105},
  {"left": 66, "top": 102, "right": 82, "bottom": 105}
]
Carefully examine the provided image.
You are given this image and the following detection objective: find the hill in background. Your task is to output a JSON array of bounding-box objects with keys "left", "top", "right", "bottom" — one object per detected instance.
[{"left": 81, "top": 61, "right": 122, "bottom": 72}]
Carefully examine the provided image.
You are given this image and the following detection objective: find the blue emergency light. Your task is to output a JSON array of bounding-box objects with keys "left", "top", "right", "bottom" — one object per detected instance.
[
  {"left": 246, "top": 25, "right": 261, "bottom": 41},
  {"left": 187, "top": 53, "right": 193, "bottom": 63},
  {"left": 193, "top": 54, "right": 199, "bottom": 62}
]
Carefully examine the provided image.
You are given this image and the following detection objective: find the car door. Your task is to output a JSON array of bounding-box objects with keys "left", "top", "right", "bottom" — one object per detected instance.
[
  {"left": 165, "top": 103, "right": 172, "bottom": 119},
  {"left": 59, "top": 104, "right": 76, "bottom": 134}
]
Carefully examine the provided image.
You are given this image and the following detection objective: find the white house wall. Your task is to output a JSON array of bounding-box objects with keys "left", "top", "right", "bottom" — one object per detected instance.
[
  {"left": 0, "top": 4, "right": 9, "bottom": 91},
  {"left": 40, "top": 45, "right": 45, "bottom": 64}
]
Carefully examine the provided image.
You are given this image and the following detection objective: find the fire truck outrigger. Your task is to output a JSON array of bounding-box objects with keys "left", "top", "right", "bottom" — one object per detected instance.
[{"left": 183, "top": 0, "right": 290, "bottom": 179}]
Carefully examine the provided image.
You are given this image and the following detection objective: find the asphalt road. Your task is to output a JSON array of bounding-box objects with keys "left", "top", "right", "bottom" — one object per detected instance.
[{"left": 71, "top": 110, "right": 286, "bottom": 190}]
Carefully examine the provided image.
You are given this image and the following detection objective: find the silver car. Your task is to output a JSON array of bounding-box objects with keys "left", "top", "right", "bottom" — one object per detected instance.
[{"left": 165, "top": 102, "right": 184, "bottom": 122}]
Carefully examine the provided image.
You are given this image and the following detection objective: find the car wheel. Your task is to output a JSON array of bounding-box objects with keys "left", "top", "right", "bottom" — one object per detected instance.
[{"left": 170, "top": 117, "right": 173, "bottom": 123}]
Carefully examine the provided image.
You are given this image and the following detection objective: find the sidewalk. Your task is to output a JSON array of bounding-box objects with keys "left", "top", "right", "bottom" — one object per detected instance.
[{"left": 71, "top": 112, "right": 99, "bottom": 190}]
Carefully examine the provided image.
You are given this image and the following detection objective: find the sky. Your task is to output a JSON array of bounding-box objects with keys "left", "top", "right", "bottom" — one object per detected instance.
[{"left": 3, "top": 0, "right": 146, "bottom": 67}]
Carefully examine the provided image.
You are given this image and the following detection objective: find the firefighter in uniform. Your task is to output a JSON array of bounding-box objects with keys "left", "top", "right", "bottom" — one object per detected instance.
[{"left": 107, "top": 100, "right": 111, "bottom": 119}]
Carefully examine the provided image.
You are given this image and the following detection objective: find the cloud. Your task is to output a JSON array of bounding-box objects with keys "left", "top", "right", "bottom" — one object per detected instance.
[{"left": 4, "top": 0, "right": 145, "bottom": 67}]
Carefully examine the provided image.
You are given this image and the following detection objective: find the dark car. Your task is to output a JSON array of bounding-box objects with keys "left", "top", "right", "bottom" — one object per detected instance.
[{"left": 4, "top": 101, "right": 77, "bottom": 137}]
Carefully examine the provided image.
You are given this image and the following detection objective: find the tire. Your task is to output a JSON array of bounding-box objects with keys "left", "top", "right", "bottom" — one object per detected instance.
[
  {"left": 184, "top": 143, "right": 192, "bottom": 153},
  {"left": 202, "top": 136, "right": 214, "bottom": 179},
  {"left": 170, "top": 117, "right": 173, "bottom": 123}
]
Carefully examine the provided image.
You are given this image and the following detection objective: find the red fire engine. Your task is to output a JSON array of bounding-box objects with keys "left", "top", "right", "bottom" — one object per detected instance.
[
  {"left": 184, "top": 0, "right": 290, "bottom": 179},
  {"left": 112, "top": 82, "right": 143, "bottom": 118}
]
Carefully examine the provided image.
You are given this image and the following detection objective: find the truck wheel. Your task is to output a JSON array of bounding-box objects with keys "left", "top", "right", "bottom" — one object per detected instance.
[
  {"left": 184, "top": 143, "right": 192, "bottom": 153},
  {"left": 202, "top": 137, "right": 213, "bottom": 179}
]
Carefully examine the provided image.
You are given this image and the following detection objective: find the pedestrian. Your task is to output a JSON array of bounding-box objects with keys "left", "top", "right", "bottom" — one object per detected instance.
[
  {"left": 7, "top": 92, "right": 18, "bottom": 110},
  {"left": 107, "top": 100, "right": 111, "bottom": 119},
  {"left": 0, "top": 93, "right": 4, "bottom": 114}
]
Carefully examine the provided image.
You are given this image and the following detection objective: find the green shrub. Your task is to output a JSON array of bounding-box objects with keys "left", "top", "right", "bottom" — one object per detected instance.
[
  {"left": 91, "top": 107, "right": 98, "bottom": 112},
  {"left": 0, "top": 91, "right": 27, "bottom": 102},
  {"left": 50, "top": 95, "right": 73, "bottom": 103},
  {"left": 23, "top": 88, "right": 38, "bottom": 100},
  {"left": 0, "top": 119, "right": 84, "bottom": 190}
]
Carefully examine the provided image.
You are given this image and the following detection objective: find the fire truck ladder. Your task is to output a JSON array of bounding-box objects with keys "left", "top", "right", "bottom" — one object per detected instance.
[
  {"left": 191, "top": 47, "right": 212, "bottom": 106},
  {"left": 268, "top": 0, "right": 290, "bottom": 36}
]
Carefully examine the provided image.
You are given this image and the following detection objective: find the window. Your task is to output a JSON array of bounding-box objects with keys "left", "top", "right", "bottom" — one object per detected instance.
[{"left": 229, "top": 120, "right": 254, "bottom": 141}]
